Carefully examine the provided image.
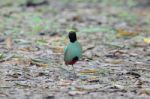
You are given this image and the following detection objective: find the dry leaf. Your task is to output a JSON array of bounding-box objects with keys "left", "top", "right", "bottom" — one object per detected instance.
[
  {"left": 15, "top": 83, "right": 31, "bottom": 88},
  {"left": 110, "top": 60, "right": 123, "bottom": 64},
  {"left": 105, "top": 50, "right": 127, "bottom": 58},
  {"left": 117, "top": 29, "right": 138, "bottom": 37},
  {"left": 49, "top": 36, "right": 68, "bottom": 46},
  {"left": 79, "top": 69, "right": 97, "bottom": 74},
  {"left": 132, "top": 42, "right": 147, "bottom": 47},
  {"left": 51, "top": 47, "right": 64, "bottom": 53},
  {"left": 138, "top": 88, "right": 150, "bottom": 96},
  {"left": 7, "top": 73, "right": 21, "bottom": 78},
  {"left": 68, "top": 91, "right": 87, "bottom": 96},
  {"left": 144, "top": 38, "right": 150, "bottom": 44},
  {"left": 134, "top": 79, "right": 143, "bottom": 88},
  {"left": 5, "top": 36, "right": 12, "bottom": 49},
  {"left": 87, "top": 77, "right": 99, "bottom": 83},
  {"left": 19, "top": 47, "right": 37, "bottom": 52},
  {"left": 83, "top": 44, "right": 95, "bottom": 52},
  {"left": 75, "top": 84, "right": 101, "bottom": 91},
  {"left": 31, "top": 61, "right": 48, "bottom": 67},
  {"left": 58, "top": 79, "right": 72, "bottom": 86},
  {"left": 126, "top": 71, "right": 141, "bottom": 78},
  {"left": 113, "top": 84, "right": 125, "bottom": 90},
  {"left": 67, "top": 15, "right": 83, "bottom": 22}
]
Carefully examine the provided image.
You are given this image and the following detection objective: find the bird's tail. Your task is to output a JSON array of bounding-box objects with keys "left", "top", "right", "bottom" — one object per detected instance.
[{"left": 73, "top": 56, "right": 78, "bottom": 61}]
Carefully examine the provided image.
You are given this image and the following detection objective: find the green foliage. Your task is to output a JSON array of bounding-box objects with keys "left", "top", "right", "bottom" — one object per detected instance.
[
  {"left": 0, "top": 0, "right": 26, "bottom": 6},
  {"left": 117, "top": 11, "right": 138, "bottom": 24},
  {"left": 60, "top": 0, "right": 137, "bottom": 7},
  {"left": 143, "top": 18, "right": 150, "bottom": 25},
  {"left": 101, "top": 0, "right": 137, "bottom": 7},
  {"left": 79, "top": 26, "right": 117, "bottom": 42},
  {"left": 0, "top": 53, "right": 4, "bottom": 59},
  {"left": 36, "top": 39, "right": 48, "bottom": 45},
  {"left": 32, "top": 25, "right": 44, "bottom": 33}
]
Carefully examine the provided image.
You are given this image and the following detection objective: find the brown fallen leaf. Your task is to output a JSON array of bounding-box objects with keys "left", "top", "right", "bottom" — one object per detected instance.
[
  {"left": 7, "top": 73, "right": 21, "bottom": 78},
  {"left": 138, "top": 88, "right": 150, "bottom": 96},
  {"left": 31, "top": 61, "right": 48, "bottom": 67},
  {"left": 134, "top": 79, "right": 143, "bottom": 88},
  {"left": 67, "top": 15, "right": 83, "bottom": 22},
  {"left": 51, "top": 46, "right": 64, "bottom": 53},
  {"left": 15, "top": 83, "right": 31, "bottom": 88},
  {"left": 83, "top": 44, "right": 95, "bottom": 52},
  {"left": 0, "top": 92, "right": 9, "bottom": 97},
  {"left": 87, "top": 77, "right": 99, "bottom": 83},
  {"left": 68, "top": 91, "right": 87, "bottom": 96},
  {"left": 110, "top": 60, "right": 123, "bottom": 64},
  {"left": 113, "top": 84, "right": 125, "bottom": 90},
  {"left": 75, "top": 84, "right": 101, "bottom": 91},
  {"left": 15, "top": 58, "right": 31, "bottom": 66},
  {"left": 132, "top": 42, "right": 147, "bottom": 47},
  {"left": 79, "top": 69, "right": 97, "bottom": 74},
  {"left": 105, "top": 50, "right": 127, "bottom": 58},
  {"left": 126, "top": 71, "right": 141, "bottom": 78},
  {"left": 144, "top": 38, "right": 150, "bottom": 44},
  {"left": 117, "top": 28, "right": 138, "bottom": 37},
  {"left": 5, "top": 36, "right": 12, "bottom": 49},
  {"left": 19, "top": 46, "right": 38, "bottom": 52},
  {"left": 48, "top": 36, "right": 68, "bottom": 46},
  {"left": 58, "top": 79, "right": 72, "bottom": 86}
]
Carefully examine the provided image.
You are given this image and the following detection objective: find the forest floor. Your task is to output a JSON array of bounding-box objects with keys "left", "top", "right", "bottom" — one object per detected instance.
[{"left": 0, "top": 0, "right": 150, "bottom": 99}]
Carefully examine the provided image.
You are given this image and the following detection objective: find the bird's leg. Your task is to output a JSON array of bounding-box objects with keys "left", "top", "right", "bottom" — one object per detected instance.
[{"left": 71, "top": 65, "right": 77, "bottom": 77}]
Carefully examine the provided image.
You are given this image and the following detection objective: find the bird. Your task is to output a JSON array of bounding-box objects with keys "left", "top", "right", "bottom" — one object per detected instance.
[{"left": 64, "top": 31, "right": 82, "bottom": 76}]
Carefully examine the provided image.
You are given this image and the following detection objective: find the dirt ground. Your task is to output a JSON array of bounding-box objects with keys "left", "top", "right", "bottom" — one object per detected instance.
[{"left": 0, "top": 0, "right": 150, "bottom": 99}]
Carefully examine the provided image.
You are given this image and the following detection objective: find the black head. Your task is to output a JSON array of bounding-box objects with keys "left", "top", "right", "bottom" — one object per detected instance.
[{"left": 68, "top": 31, "right": 77, "bottom": 43}]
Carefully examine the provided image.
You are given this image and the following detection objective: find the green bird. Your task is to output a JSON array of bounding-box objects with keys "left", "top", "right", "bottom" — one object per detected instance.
[{"left": 64, "top": 31, "right": 82, "bottom": 75}]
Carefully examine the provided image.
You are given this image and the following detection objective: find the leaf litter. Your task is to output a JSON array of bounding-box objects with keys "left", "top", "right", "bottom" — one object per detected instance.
[{"left": 0, "top": 0, "right": 150, "bottom": 99}]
